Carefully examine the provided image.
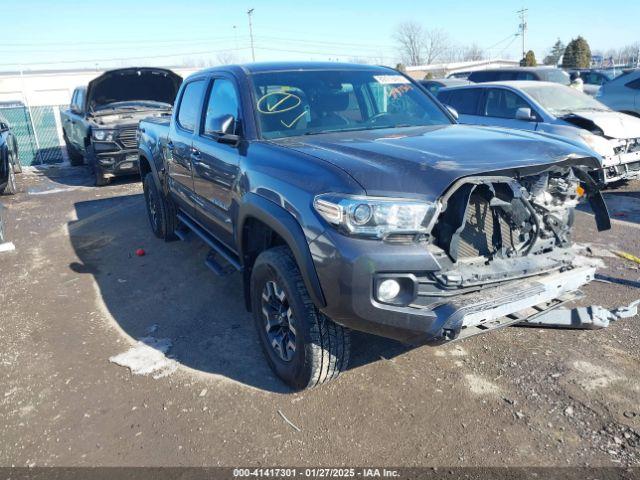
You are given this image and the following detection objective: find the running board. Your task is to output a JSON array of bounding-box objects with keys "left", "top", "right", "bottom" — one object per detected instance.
[{"left": 176, "top": 212, "right": 242, "bottom": 276}]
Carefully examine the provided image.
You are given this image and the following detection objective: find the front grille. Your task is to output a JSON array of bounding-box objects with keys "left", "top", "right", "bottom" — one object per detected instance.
[{"left": 118, "top": 128, "right": 137, "bottom": 148}]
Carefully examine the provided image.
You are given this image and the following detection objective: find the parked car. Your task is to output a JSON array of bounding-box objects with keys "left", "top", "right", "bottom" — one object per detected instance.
[
  {"left": 138, "top": 62, "right": 610, "bottom": 390},
  {"left": 596, "top": 69, "right": 640, "bottom": 117},
  {"left": 0, "top": 116, "right": 21, "bottom": 195},
  {"left": 61, "top": 67, "right": 182, "bottom": 186},
  {"left": 468, "top": 67, "right": 570, "bottom": 85},
  {"left": 438, "top": 81, "right": 640, "bottom": 184},
  {"left": 570, "top": 69, "right": 617, "bottom": 86},
  {"left": 419, "top": 78, "right": 471, "bottom": 95},
  {"left": 446, "top": 71, "right": 472, "bottom": 80}
]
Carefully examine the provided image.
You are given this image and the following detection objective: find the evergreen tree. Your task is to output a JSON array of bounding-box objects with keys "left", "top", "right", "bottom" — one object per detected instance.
[
  {"left": 562, "top": 37, "right": 592, "bottom": 68},
  {"left": 543, "top": 39, "right": 565, "bottom": 65}
]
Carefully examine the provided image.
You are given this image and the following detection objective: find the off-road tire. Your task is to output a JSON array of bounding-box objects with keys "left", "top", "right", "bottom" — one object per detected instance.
[
  {"left": 94, "top": 168, "right": 110, "bottom": 187},
  {"left": 63, "top": 136, "right": 84, "bottom": 166},
  {"left": 143, "top": 172, "right": 177, "bottom": 241},
  {"left": 1, "top": 163, "right": 17, "bottom": 195},
  {"left": 250, "top": 246, "right": 350, "bottom": 390}
]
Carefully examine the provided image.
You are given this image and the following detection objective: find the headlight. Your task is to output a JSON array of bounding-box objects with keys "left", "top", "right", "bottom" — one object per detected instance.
[
  {"left": 92, "top": 129, "right": 117, "bottom": 141},
  {"left": 313, "top": 193, "right": 440, "bottom": 239},
  {"left": 578, "top": 131, "right": 614, "bottom": 158}
]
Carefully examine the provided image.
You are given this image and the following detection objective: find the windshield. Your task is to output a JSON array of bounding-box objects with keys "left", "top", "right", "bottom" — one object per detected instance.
[
  {"left": 94, "top": 100, "right": 172, "bottom": 112},
  {"left": 539, "top": 69, "right": 570, "bottom": 85},
  {"left": 250, "top": 69, "right": 451, "bottom": 139},
  {"left": 522, "top": 84, "right": 610, "bottom": 115}
]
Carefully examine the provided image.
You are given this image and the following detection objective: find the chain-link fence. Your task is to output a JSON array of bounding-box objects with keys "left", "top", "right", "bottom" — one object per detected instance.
[{"left": 0, "top": 103, "right": 67, "bottom": 167}]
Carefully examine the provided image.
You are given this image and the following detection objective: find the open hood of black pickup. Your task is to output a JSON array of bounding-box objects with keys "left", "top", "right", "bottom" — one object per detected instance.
[{"left": 86, "top": 67, "right": 182, "bottom": 113}]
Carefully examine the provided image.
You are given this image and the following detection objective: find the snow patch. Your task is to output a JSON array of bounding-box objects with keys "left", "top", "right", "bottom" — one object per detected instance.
[
  {"left": 464, "top": 373, "right": 502, "bottom": 396},
  {"left": 0, "top": 242, "right": 15, "bottom": 253},
  {"left": 109, "top": 336, "right": 178, "bottom": 379}
]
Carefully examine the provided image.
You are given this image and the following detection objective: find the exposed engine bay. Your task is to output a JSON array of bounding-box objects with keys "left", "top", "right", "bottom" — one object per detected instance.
[{"left": 424, "top": 166, "right": 611, "bottom": 294}]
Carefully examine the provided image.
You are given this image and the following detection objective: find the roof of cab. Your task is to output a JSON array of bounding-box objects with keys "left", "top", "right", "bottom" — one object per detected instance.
[{"left": 184, "top": 61, "right": 395, "bottom": 80}]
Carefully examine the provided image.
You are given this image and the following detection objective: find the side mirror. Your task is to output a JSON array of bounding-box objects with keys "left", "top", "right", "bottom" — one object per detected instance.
[
  {"left": 207, "top": 114, "right": 240, "bottom": 145},
  {"left": 0, "top": 122, "right": 8, "bottom": 132},
  {"left": 445, "top": 105, "right": 459, "bottom": 120},
  {"left": 515, "top": 107, "right": 535, "bottom": 121}
]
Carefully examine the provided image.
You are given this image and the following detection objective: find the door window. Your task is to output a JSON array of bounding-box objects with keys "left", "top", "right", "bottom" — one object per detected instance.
[
  {"left": 177, "top": 80, "right": 206, "bottom": 132},
  {"left": 202, "top": 79, "right": 240, "bottom": 136},
  {"left": 75, "top": 89, "right": 85, "bottom": 112},
  {"left": 484, "top": 88, "right": 532, "bottom": 119},
  {"left": 443, "top": 88, "right": 482, "bottom": 115}
]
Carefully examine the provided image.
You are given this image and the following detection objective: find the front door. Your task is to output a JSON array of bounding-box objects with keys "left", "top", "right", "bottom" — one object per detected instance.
[
  {"left": 479, "top": 88, "right": 539, "bottom": 131},
  {"left": 191, "top": 77, "right": 242, "bottom": 248}
]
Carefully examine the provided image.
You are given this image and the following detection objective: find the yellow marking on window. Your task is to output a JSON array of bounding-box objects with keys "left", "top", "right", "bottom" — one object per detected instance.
[{"left": 280, "top": 111, "right": 307, "bottom": 129}]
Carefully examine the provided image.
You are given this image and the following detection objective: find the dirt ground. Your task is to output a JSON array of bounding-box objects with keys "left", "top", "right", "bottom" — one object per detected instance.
[{"left": 1, "top": 166, "right": 639, "bottom": 468}]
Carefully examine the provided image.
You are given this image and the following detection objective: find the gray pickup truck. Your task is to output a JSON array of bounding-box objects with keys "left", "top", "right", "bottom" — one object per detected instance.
[
  {"left": 61, "top": 67, "right": 181, "bottom": 185},
  {"left": 137, "top": 62, "right": 616, "bottom": 390}
]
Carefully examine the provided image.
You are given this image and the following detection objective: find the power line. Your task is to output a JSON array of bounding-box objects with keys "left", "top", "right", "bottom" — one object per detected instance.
[
  {"left": 517, "top": 8, "right": 528, "bottom": 58},
  {"left": 247, "top": 8, "right": 256, "bottom": 62},
  {"left": 0, "top": 46, "right": 249, "bottom": 68}
]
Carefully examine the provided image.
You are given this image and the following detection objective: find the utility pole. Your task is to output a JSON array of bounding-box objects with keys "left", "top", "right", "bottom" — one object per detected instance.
[
  {"left": 517, "top": 8, "right": 528, "bottom": 59},
  {"left": 247, "top": 8, "right": 256, "bottom": 62}
]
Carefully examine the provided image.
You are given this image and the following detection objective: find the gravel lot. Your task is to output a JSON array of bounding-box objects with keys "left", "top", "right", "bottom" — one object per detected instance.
[{"left": 1, "top": 166, "right": 639, "bottom": 468}]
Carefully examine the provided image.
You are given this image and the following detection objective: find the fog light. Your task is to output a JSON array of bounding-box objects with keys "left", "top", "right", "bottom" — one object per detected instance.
[
  {"left": 98, "top": 157, "right": 115, "bottom": 166},
  {"left": 378, "top": 279, "right": 401, "bottom": 302}
]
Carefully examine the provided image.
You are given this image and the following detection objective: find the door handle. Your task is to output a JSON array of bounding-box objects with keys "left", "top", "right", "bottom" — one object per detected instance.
[
  {"left": 190, "top": 149, "right": 201, "bottom": 158},
  {"left": 167, "top": 141, "right": 175, "bottom": 150},
  {"left": 139, "top": 127, "right": 145, "bottom": 133}
]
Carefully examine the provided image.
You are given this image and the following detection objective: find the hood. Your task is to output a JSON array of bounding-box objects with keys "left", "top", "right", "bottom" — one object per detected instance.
[
  {"left": 272, "top": 125, "right": 599, "bottom": 199},
  {"left": 562, "top": 110, "right": 640, "bottom": 139},
  {"left": 86, "top": 67, "right": 182, "bottom": 113}
]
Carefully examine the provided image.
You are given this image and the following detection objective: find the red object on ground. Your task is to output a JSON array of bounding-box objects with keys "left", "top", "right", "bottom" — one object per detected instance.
[{"left": 135, "top": 248, "right": 146, "bottom": 257}]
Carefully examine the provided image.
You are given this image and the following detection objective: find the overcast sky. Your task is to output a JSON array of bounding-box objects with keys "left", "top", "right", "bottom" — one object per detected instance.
[{"left": 2, "top": 0, "right": 639, "bottom": 71}]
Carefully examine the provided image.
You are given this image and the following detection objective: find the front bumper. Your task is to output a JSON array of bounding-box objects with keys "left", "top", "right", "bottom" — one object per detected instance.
[
  {"left": 311, "top": 231, "right": 596, "bottom": 344},
  {"left": 93, "top": 144, "right": 139, "bottom": 177},
  {"left": 600, "top": 150, "right": 640, "bottom": 183}
]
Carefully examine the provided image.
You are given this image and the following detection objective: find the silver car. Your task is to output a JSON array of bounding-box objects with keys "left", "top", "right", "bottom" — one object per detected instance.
[
  {"left": 596, "top": 69, "right": 640, "bottom": 116},
  {"left": 438, "top": 81, "right": 640, "bottom": 184}
]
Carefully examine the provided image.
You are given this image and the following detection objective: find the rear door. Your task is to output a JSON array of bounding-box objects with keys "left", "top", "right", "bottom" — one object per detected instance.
[
  {"left": 166, "top": 78, "right": 207, "bottom": 213},
  {"left": 439, "top": 88, "right": 484, "bottom": 124},
  {"left": 478, "top": 87, "right": 540, "bottom": 131},
  {"left": 191, "top": 75, "right": 242, "bottom": 248}
]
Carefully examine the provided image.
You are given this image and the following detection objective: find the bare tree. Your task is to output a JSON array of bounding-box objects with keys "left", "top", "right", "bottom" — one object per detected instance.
[
  {"left": 423, "top": 28, "right": 453, "bottom": 64},
  {"left": 216, "top": 52, "right": 240, "bottom": 65},
  {"left": 394, "top": 21, "right": 426, "bottom": 66},
  {"left": 461, "top": 43, "right": 486, "bottom": 62}
]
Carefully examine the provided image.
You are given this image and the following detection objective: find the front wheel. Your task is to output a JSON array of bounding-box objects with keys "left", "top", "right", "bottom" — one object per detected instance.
[
  {"left": 1, "top": 163, "right": 17, "bottom": 195},
  {"left": 10, "top": 152, "right": 22, "bottom": 174},
  {"left": 251, "top": 246, "right": 350, "bottom": 390}
]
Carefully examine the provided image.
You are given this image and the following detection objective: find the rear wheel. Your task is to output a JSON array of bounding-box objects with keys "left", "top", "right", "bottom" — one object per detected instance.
[
  {"left": 250, "top": 246, "right": 350, "bottom": 390},
  {"left": 143, "top": 172, "right": 177, "bottom": 240}
]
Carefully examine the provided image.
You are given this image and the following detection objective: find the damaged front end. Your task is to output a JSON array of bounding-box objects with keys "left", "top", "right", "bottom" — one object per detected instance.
[{"left": 420, "top": 163, "right": 613, "bottom": 341}]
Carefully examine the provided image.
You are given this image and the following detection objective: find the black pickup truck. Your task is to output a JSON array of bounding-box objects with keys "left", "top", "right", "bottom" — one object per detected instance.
[
  {"left": 61, "top": 67, "right": 181, "bottom": 185},
  {"left": 138, "top": 62, "right": 611, "bottom": 390}
]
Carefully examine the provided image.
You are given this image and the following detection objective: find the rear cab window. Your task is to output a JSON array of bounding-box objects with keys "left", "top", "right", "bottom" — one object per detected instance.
[{"left": 177, "top": 80, "right": 206, "bottom": 132}]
